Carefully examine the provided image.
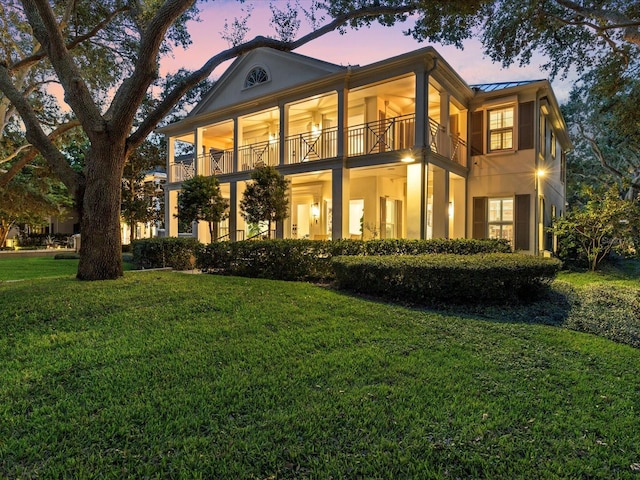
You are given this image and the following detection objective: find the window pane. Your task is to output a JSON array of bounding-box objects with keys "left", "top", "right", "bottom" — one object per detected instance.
[
  {"left": 488, "top": 199, "right": 502, "bottom": 222},
  {"left": 502, "top": 199, "right": 514, "bottom": 222}
]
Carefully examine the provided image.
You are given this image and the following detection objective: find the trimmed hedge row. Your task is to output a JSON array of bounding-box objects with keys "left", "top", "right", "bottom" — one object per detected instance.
[
  {"left": 331, "top": 253, "right": 562, "bottom": 305},
  {"left": 132, "top": 237, "right": 200, "bottom": 270},
  {"left": 197, "top": 238, "right": 512, "bottom": 281}
]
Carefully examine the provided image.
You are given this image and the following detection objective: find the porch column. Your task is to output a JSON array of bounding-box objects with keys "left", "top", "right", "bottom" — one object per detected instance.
[
  {"left": 229, "top": 180, "right": 238, "bottom": 241},
  {"left": 406, "top": 162, "right": 423, "bottom": 239},
  {"left": 440, "top": 92, "right": 450, "bottom": 158},
  {"left": 194, "top": 128, "right": 203, "bottom": 175},
  {"left": 331, "top": 166, "right": 350, "bottom": 239},
  {"left": 337, "top": 87, "right": 347, "bottom": 158},
  {"left": 233, "top": 117, "right": 239, "bottom": 173},
  {"left": 414, "top": 66, "right": 428, "bottom": 148},
  {"left": 279, "top": 103, "right": 286, "bottom": 166},
  {"left": 167, "top": 189, "right": 179, "bottom": 237}
]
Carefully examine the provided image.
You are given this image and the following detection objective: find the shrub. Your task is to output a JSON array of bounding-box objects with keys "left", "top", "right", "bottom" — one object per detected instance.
[
  {"left": 197, "top": 238, "right": 512, "bottom": 281},
  {"left": 54, "top": 253, "right": 80, "bottom": 260},
  {"left": 132, "top": 237, "right": 201, "bottom": 270},
  {"left": 331, "top": 253, "right": 562, "bottom": 305}
]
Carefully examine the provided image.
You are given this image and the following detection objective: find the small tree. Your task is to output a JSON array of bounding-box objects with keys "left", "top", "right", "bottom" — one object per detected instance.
[
  {"left": 176, "top": 175, "right": 229, "bottom": 243},
  {"left": 554, "top": 186, "right": 640, "bottom": 271},
  {"left": 240, "top": 166, "right": 289, "bottom": 238}
]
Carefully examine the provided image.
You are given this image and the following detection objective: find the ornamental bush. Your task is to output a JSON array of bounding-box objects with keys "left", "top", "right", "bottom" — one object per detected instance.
[
  {"left": 197, "top": 238, "right": 512, "bottom": 281},
  {"left": 132, "top": 237, "right": 201, "bottom": 270},
  {"left": 331, "top": 253, "right": 562, "bottom": 305}
]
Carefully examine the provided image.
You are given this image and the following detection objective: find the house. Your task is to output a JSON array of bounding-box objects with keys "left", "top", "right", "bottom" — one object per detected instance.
[{"left": 158, "top": 46, "right": 571, "bottom": 253}]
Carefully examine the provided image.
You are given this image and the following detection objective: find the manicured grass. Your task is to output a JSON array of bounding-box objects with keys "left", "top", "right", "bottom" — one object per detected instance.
[
  {"left": 557, "top": 258, "right": 640, "bottom": 287},
  {"left": 0, "top": 255, "right": 133, "bottom": 281},
  {"left": 1, "top": 272, "right": 639, "bottom": 478}
]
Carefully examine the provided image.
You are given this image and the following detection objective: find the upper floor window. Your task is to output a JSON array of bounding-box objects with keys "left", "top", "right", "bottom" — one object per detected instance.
[
  {"left": 488, "top": 106, "right": 514, "bottom": 151},
  {"left": 244, "top": 67, "right": 269, "bottom": 88}
]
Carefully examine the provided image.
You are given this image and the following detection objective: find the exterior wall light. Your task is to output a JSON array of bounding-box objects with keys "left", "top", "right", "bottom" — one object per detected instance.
[
  {"left": 311, "top": 203, "right": 320, "bottom": 223},
  {"left": 401, "top": 155, "right": 415, "bottom": 163}
]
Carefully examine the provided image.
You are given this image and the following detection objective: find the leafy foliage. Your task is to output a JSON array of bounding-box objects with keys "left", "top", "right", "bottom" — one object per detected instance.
[
  {"left": 554, "top": 186, "right": 640, "bottom": 270},
  {"left": 240, "top": 166, "right": 290, "bottom": 236},
  {"left": 177, "top": 175, "right": 229, "bottom": 242},
  {"left": 131, "top": 237, "right": 200, "bottom": 270},
  {"left": 121, "top": 139, "right": 164, "bottom": 244}
]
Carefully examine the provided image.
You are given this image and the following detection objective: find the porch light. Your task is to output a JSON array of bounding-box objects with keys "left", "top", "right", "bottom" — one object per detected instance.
[
  {"left": 401, "top": 155, "right": 415, "bottom": 163},
  {"left": 536, "top": 168, "right": 546, "bottom": 178},
  {"left": 311, "top": 203, "right": 320, "bottom": 223}
]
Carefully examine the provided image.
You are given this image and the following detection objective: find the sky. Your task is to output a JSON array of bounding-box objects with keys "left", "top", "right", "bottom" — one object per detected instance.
[{"left": 160, "top": 0, "right": 575, "bottom": 103}]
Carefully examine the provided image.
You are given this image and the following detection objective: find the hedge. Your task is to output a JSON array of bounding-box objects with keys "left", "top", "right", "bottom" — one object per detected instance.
[
  {"left": 197, "top": 238, "right": 512, "bottom": 281},
  {"left": 132, "top": 237, "right": 201, "bottom": 270},
  {"left": 331, "top": 253, "right": 562, "bottom": 305}
]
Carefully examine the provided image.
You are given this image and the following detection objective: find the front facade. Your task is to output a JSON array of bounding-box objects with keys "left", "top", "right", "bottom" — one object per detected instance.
[{"left": 160, "top": 47, "right": 570, "bottom": 253}]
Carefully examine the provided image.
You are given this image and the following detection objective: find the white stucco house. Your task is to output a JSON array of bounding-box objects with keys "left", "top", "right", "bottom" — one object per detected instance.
[{"left": 158, "top": 46, "right": 571, "bottom": 253}]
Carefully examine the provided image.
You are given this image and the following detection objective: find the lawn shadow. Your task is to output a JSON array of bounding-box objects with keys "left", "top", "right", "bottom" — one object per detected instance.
[{"left": 326, "top": 282, "right": 574, "bottom": 328}]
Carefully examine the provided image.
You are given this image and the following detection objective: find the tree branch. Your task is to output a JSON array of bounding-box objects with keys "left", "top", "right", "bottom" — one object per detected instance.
[
  {"left": 128, "top": 2, "right": 419, "bottom": 149},
  {"left": 22, "top": 0, "right": 106, "bottom": 141},
  {"left": 10, "top": 5, "right": 130, "bottom": 73},
  {"left": 0, "top": 63, "right": 82, "bottom": 194},
  {"left": 109, "top": 0, "right": 196, "bottom": 133},
  {"left": 555, "top": 0, "right": 640, "bottom": 47}
]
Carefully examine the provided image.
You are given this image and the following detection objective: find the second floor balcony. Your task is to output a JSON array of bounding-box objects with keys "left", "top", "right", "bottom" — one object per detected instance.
[{"left": 169, "top": 114, "right": 467, "bottom": 182}]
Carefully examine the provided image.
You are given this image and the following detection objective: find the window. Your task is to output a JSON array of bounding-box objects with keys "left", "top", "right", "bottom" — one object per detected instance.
[
  {"left": 488, "top": 197, "right": 513, "bottom": 242},
  {"left": 244, "top": 67, "right": 269, "bottom": 88},
  {"left": 550, "top": 130, "right": 556, "bottom": 159},
  {"left": 488, "top": 106, "right": 514, "bottom": 151}
]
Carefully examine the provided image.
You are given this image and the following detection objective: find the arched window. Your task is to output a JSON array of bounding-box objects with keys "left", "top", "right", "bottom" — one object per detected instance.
[{"left": 244, "top": 67, "right": 269, "bottom": 88}]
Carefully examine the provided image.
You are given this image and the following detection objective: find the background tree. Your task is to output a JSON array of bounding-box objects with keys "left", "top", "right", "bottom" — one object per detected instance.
[
  {"left": 0, "top": 166, "right": 72, "bottom": 247},
  {"left": 554, "top": 185, "right": 640, "bottom": 271},
  {"left": 240, "top": 166, "right": 290, "bottom": 238},
  {"left": 177, "top": 175, "right": 229, "bottom": 243}
]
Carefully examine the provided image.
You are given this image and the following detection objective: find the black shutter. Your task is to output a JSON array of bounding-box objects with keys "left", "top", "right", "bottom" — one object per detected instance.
[
  {"left": 515, "top": 194, "right": 530, "bottom": 251},
  {"left": 472, "top": 197, "right": 487, "bottom": 239},
  {"left": 518, "top": 101, "right": 534, "bottom": 150},
  {"left": 470, "top": 111, "right": 484, "bottom": 156}
]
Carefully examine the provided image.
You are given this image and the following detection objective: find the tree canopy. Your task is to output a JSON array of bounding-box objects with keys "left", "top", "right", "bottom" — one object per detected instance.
[
  {"left": 240, "top": 166, "right": 290, "bottom": 237},
  {"left": 177, "top": 175, "right": 228, "bottom": 243}
]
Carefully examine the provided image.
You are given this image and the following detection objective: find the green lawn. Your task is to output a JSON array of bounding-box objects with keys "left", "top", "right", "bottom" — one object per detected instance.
[
  {"left": 1, "top": 272, "right": 639, "bottom": 478},
  {"left": 0, "top": 255, "right": 133, "bottom": 281},
  {"left": 557, "top": 258, "right": 640, "bottom": 287}
]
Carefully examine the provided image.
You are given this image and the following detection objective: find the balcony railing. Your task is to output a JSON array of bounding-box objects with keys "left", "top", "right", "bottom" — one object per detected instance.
[
  {"left": 285, "top": 126, "right": 338, "bottom": 164},
  {"left": 170, "top": 161, "right": 194, "bottom": 182},
  {"left": 347, "top": 114, "right": 415, "bottom": 157},
  {"left": 200, "top": 149, "right": 234, "bottom": 176},
  {"left": 238, "top": 139, "right": 279, "bottom": 171},
  {"left": 171, "top": 114, "right": 467, "bottom": 181}
]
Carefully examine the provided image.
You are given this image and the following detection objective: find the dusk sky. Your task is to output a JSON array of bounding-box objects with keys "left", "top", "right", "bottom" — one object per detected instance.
[{"left": 160, "top": 0, "right": 575, "bottom": 103}]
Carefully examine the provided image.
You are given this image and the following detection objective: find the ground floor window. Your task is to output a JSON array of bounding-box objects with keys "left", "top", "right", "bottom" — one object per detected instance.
[{"left": 487, "top": 197, "right": 513, "bottom": 242}]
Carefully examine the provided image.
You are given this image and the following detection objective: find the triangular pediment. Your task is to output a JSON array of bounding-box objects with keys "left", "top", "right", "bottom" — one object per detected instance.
[{"left": 190, "top": 48, "right": 345, "bottom": 117}]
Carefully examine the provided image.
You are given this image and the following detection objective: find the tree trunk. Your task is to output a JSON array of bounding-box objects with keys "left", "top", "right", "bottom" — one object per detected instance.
[{"left": 77, "top": 141, "right": 126, "bottom": 280}]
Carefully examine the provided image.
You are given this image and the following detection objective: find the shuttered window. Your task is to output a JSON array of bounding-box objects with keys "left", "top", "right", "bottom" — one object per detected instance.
[
  {"left": 515, "top": 194, "right": 530, "bottom": 251},
  {"left": 470, "top": 111, "right": 484, "bottom": 156},
  {"left": 472, "top": 197, "right": 487, "bottom": 239},
  {"left": 488, "top": 107, "right": 514, "bottom": 151},
  {"left": 518, "top": 101, "right": 534, "bottom": 150}
]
